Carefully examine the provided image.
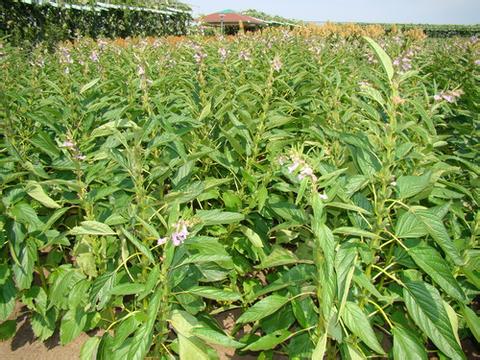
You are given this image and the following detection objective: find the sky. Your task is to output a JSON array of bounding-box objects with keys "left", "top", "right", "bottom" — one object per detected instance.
[{"left": 187, "top": 0, "right": 480, "bottom": 24}]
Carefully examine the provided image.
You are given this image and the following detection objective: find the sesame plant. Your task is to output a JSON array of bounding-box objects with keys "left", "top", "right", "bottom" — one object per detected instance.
[{"left": 0, "top": 29, "right": 479, "bottom": 359}]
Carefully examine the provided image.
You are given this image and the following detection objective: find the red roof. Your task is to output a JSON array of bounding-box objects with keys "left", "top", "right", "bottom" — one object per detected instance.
[{"left": 199, "top": 12, "right": 265, "bottom": 25}]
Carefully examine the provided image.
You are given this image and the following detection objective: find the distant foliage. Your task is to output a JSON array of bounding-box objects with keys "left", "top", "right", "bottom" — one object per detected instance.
[{"left": 0, "top": 0, "right": 191, "bottom": 46}]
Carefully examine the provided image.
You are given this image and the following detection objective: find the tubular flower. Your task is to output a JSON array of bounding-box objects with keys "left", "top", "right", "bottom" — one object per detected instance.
[
  {"left": 271, "top": 56, "right": 282, "bottom": 72},
  {"left": 157, "top": 220, "right": 190, "bottom": 247}
]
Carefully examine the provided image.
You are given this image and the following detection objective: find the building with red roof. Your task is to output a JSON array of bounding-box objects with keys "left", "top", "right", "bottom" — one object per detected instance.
[{"left": 197, "top": 9, "right": 265, "bottom": 33}]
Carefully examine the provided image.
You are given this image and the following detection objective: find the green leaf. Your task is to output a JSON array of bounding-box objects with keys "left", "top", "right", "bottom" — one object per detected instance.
[
  {"left": 408, "top": 243, "right": 466, "bottom": 302},
  {"left": 80, "top": 336, "right": 101, "bottom": 360},
  {"left": 70, "top": 221, "right": 116, "bottom": 236},
  {"left": 340, "top": 342, "right": 365, "bottom": 360},
  {"left": 396, "top": 172, "right": 431, "bottom": 199},
  {"left": 30, "top": 131, "right": 60, "bottom": 159},
  {"left": 111, "top": 316, "right": 138, "bottom": 350},
  {"left": 90, "top": 272, "right": 116, "bottom": 311},
  {"left": 326, "top": 202, "right": 372, "bottom": 215},
  {"left": 243, "top": 329, "right": 290, "bottom": 351},
  {"left": 49, "top": 267, "right": 85, "bottom": 310},
  {"left": 237, "top": 294, "right": 290, "bottom": 324},
  {"left": 364, "top": 36, "right": 394, "bottom": 81},
  {"left": 31, "top": 308, "right": 57, "bottom": 341},
  {"left": 191, "top": 327, "right": 244, "bottom": 349},
  {"left": 396, "top": 209, "right": 463, "bottom": 265},
  {"left": 60, "top": 308, "right": 87, "bottom": 345},
  {"left": 341, "top": 301, "right": 385, "bottom": 354},
  {"left": 138, "top": 265, "right": 160, "bottom": 301},
  {"left": 186, "top": 286, "right": 241, "bottom": 301},
  {"left": 333, "top": 227, "right": 379, "bottom": 239},
  {"left": 169, "top": 310, "right": 212, "bottom": 360},
  {"left": 0, "top": 320, "right": 16, "bottom": 341},
  {"left": 25, "top": 181, "right": 61, "bottom": 208},
  {"left": 121, "top": 228, "right": 155, "bottom": 264},
  {"left": 461, "top": 305, "right": 480, "bottom": 343},
  {"left": 392, "top": 325, "right": 428, "bottom": 360},
  {"left": 335, "top": 243, "right": 356, "bottom": 318},
  {"left": 110, "top": 283, "right": 146, "bottom": 296},
  {"left": 256, "top": 246, "right": 298, "bottom": 269},
  {"left": 312, "top": 333, "right": 327, "bottom": 360},
  {"left": 240, "top": 225, "right": 264, "bottom": 248},
  {"left": 9, "top": 202, "right": 44, "bottom": 231},
  {"left": 12, "top": 240, "right": 37, "bottom": 290},
  {"left": 403, "top": 281, "right": 465, "bottom": 360},
  {"left": 196, "top": 210, "right": 245, "bottom": 225},
  {"left": 198, "top": 102, "right": 211, "bottom": 121},
  {"left": 127, "top": 287, "right": 162, "bottom": 360},
  {"left": 80, "top": 78, "right": 100, "bottom": 94}
]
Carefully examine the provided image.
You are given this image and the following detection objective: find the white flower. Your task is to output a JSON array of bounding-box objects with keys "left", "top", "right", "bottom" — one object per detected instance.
[
  {"left": 319, "top": 193, "right": 328, "bottom": 200},
  {"left": 288, "top": 159, "right": 301, "bottom": 173},
  {"left": 271, "top": 56, "right": 282, "bottom": 72},
  {"left": 157, "top": 237, "right": 168, "bottom": 245}
]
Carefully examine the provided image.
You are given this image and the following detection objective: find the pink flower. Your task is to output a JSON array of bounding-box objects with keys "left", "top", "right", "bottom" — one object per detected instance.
[
  {"left": 90, "top": 51, "right": 99, "bottom": 62},
  {"left": 475, "top": 60, "right": 480, "bottom": 66}
]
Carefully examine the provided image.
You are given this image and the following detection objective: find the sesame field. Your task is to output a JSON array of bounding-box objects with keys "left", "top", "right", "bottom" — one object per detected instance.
[{"left": 0, "top": 29, "right": 480, "bottom": 359}]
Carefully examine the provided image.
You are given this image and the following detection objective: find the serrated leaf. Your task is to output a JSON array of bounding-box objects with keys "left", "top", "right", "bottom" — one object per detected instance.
[
  {"left": 408, "top": 243, "right": 466, "bottom": 302},
  {"left": 31, "top": 308, "right": 57, "bottom": 341},
  {"left": 396, "top": 209, "right": 463, "bottom": 265},
  {"left": 392, "top": 325, "right": 427, "bottom": 360},
  {"left": 237, "top": 294, "right": 289, "bottom": 324},
  {"left": 341, "top": 301, "right": 385, "bottom": 354},
  {"left": 403, "top": 281, "right": 465, "bottom": 360},
  {"left": 70, "top": 221, "right": 116, "bottom": 236},
  {"left": 60, "top": 308, "right": 87, "bottom": 345},
  {"left": 396, "top": 172, "right": 431, "bottom": 199},
  {"left": 12, "top": 240, "right": 37, "bottom": 290}
]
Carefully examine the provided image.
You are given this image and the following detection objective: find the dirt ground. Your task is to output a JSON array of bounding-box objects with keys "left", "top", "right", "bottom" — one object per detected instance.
[
  {"left": 0, "top": 304, "right": 261, "bottom": 360},
  {"left": 0, "top": 302, "right": 93, "bottom": 360}
]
